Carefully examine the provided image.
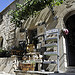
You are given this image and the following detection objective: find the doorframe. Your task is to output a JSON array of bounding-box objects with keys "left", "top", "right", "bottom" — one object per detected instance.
[
  {"left": 64, "top": 14, "right": 75, "bottom": 66},
  {"left": 56, "top": 6, "right": 75, "bottom": 69},
  {"left": 63, "top": 11, "right": 75, "bottom": 67}
]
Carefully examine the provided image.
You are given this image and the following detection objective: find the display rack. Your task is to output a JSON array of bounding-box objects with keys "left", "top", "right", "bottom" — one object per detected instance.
[{"left": 43, "top": 29, "right": 60, "bottom": 72}]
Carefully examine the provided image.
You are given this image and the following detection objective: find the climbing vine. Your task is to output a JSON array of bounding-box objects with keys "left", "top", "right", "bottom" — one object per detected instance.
[{"left": 9, "top": 0, "right": 63, "bottom": 27}]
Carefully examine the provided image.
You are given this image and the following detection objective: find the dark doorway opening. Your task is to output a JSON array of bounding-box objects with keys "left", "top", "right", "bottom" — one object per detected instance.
[
  {"left": 65, "top": 14, "right": 75, "bottom": 66},
  {"left": 28, "top": 29, "right": 38, "bottom": 48},
  {"left": 0, "top": 37, "right": 3, "bottom": 48}
]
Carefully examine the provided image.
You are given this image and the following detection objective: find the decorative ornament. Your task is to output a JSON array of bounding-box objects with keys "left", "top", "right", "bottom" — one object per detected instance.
[{"left": 62, "top": 29, "right": 69, "bottom": 35}]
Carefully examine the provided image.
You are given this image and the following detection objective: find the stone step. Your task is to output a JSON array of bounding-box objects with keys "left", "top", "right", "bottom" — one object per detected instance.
[
  {"left": 48, "top": 73, "right": 75, "bottom": 75},
  {"left": 66, "top": 67, "right": 75, "bottom": 73}
]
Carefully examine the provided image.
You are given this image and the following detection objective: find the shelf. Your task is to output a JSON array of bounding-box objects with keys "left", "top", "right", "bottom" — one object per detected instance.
[
  {"left": 43, "top": 61, "right": 57, "bottom": 64},
  {"left": 26, "top": 52, "right": 40, "bottom": 55},
  {"left": 42, "top": 29, "right": 59, "bottom": 72},
  {"left": 25, "top": 59, "right": 42, "bottom": 64},
  {"left": 46, "top": 29, "right": 59, "bottom": 34},
  {"left": 46, "top": 32, "right": 58, "bottom": 35},
  {"left": 44, "top": 52, "right": 58, "bottom": 56},
  {"left": 14, "top": 70, "right": 54, "bottom": 74},
  {"left": 34, "top": 59, "right": 42, "bottom": 63},
  {"left": 45, "top": 37, "right": 57, "bottom": 41},
  {"left": 27, "top": 71, "right": 54, "bottom": 74},
  {"left": 42, "top": 43, "right": 57, "bottom": 48}
]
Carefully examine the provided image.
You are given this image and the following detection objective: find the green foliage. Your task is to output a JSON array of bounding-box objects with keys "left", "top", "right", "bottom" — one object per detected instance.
[
  {"left": 0, "top": 48, "right": 6, "bottom": 52},
  {"left": 0, "top": 49, "right": 3, "bottom": 52},
  {"left": 10, "top": 0, "right": 63, "bottom": 27}
]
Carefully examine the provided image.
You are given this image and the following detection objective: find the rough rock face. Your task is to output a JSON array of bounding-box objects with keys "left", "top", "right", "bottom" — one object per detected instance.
[
  {"left": 0, "top": 0, "right": 25, "bottom": 49},
  {"left": 0, "top": 56, "right": 18, "bottom": 75},
  {"left": 0, "top": 0, "right": 73, "bottom": 49},
  {"left": 0, "top": 0, "right": 75, "bottom": 73}
]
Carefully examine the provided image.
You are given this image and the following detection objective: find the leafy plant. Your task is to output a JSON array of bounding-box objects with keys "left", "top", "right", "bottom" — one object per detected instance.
[
  {"left": 9, "top": 0, "right": 63, "bottom": 27},
  {"left": 0, "top": 49, "right": 4, "bottom": 52}
]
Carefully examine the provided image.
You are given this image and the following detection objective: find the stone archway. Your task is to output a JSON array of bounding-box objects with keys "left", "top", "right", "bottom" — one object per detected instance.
[
  {"left": 64, "top": 14, "right": 75, "bottom": 66},
  {"left": 53, "top": 1, "right": 75, "bottom": 71},
  {"left": 56, "top": 4, "right": 75, "bottom": 70}
]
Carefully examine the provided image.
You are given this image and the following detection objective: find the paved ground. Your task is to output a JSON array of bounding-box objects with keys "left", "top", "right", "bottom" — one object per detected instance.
[{"left": 0, "top": 71, "right": 14, "bottom": 75}]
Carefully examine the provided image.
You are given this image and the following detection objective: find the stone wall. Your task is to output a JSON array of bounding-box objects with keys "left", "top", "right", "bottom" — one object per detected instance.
[
  {"left": 0, "top": 56, "right": 18, "bottom": 74},
  {"left": 0, "top": 0, "right": 24, "bottom": 49},
  {"left": 0, "top": 0, "right": 75, "bottom": 72},
  {"left": 21, "top": 0, "right": 75, "bottom": 72}
]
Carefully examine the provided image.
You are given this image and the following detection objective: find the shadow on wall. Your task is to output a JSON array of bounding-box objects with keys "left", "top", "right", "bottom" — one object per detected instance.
[
  {"left": 46, "top": 15, "right": 58, "bottom": 30},
  {"left": 0, "top": 36, "right": 3, "bottom": 48}
]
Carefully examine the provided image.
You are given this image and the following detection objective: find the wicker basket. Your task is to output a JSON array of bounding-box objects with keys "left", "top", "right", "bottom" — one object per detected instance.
[{"left": 19, "top": 62, "right": 35, "bottom": 71}]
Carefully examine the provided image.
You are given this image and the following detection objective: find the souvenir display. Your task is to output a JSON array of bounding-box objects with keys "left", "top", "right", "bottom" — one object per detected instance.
[{"left": 26, "top": 44, "right": 35, "bottom": 52}]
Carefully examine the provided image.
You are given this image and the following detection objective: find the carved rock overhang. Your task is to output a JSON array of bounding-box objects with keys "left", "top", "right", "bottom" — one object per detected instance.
[{"left": 55, "top": 0, "right": 75, "bottom": 29}]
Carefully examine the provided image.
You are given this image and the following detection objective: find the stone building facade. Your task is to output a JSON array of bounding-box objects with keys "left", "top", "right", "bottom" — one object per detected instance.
[
  {"left": 0, "top": 0, "right": 24, "bottom": 49},
  {"left": 0, "top": 0, "right": 75, "bottom": 73}
]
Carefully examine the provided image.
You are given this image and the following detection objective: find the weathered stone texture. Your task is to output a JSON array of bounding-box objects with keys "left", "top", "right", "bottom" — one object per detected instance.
[
  {"left": 0, "top": 0, "right": 75, "bottom": 73},
  {"left": 0, "top": 0, "right": 24, "bottom": 49},
  {"left": 0, "top": 56, "right": 18, "bottom": 74}
]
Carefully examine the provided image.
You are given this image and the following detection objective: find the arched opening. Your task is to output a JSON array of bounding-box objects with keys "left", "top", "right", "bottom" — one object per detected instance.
[{"left": 65, "top": 14, "right": 75, "bottom": 66}]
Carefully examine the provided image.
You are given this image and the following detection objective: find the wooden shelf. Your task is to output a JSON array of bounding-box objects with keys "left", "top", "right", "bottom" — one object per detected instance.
[
  {"left": 43, "top": 61, "right": 57, "bottom": 64},
  {"left": 26, "top": 52, "right": 40, "bottom": 55},
  {"left": 43, "top": 43, "right": 57, "bottom": 48},
  {"left": 31, "top": 59, "right": 42, "bottom": 63},
  {"left": 44, "top": 52, "right": 58, "bottom": 56},
  {"left": 46, "top": 29, "right": 59, "bottom": 34},
  {"left": 45, "top": 37, "right": 57, "bottom": 41}
]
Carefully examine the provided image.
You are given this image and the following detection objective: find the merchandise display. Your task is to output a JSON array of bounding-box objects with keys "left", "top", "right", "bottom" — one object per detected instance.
[{"left": 26, "top": 44, "right": 35, "bottom": 52}]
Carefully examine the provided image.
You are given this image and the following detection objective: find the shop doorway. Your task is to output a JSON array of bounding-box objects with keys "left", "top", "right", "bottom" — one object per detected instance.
[
  {"left": 65, "top": 14, "right": 75, "bottom": 66},
  {"left": 27, "top": 28, "right": 38, "bottom": 48}
]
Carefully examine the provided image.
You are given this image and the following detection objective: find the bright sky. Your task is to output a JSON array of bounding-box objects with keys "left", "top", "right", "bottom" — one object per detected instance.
[{"left": 0, "top": 0, "right": 15, "bottom": 12}]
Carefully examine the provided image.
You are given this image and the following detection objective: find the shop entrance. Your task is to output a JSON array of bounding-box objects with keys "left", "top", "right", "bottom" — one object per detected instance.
[
  {"left": 27, "top": 28, "right": 38, "bottom": 48},
  {"left": 65, "top": 14, "right": 75, "bottom": 66}
]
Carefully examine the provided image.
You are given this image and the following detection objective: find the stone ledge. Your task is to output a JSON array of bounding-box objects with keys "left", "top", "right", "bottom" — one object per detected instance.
[{"left": 14, "top": 70, "right": 54, "bottom": 74}]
